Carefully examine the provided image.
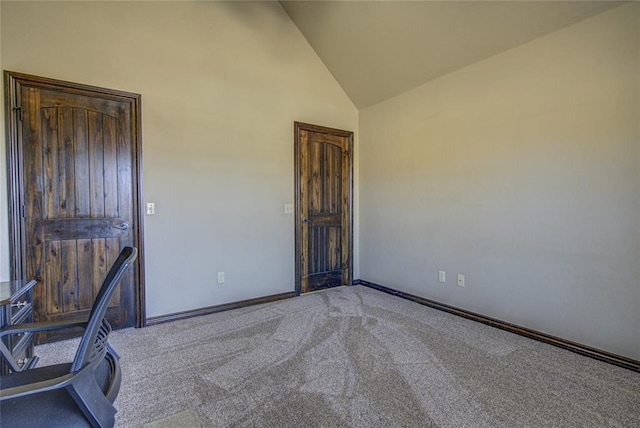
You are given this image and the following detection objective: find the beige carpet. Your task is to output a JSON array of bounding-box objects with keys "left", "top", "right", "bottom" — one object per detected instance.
[
  {"left": 36, "top": 285, "right": 640, "bottom": 427},
  {"left": 143, "top": 410, "right": 201, "bottom": 428}
]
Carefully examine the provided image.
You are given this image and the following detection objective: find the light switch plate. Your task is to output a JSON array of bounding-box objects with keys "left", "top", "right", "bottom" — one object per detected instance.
[
  {"left": 284, "top": 203, "right": 294, "bottom": 214},
  {"left": 146, "top": 203, "right": 155, "bottom": 215}
]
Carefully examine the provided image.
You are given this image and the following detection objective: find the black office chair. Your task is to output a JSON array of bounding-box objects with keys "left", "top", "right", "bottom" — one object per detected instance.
[{"left": 0, "top": 246, "right": 137, "bottom": 428}]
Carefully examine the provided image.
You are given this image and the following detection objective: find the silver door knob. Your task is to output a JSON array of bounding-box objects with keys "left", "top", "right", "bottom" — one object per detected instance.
[
  {"left": 302, "top": 217, "right": 309, "bottom": 223},
  {"left": 110, "top": 223, "right": 129, "bottom": 230}
]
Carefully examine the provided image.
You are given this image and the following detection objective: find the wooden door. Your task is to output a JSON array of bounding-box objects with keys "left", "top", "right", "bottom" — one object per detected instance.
[
  {"left": 295, "top": 122, "right": 353, "bottom": 294},
  {"left": 5, "top": 72, "right": 144, "bottom": 343}
]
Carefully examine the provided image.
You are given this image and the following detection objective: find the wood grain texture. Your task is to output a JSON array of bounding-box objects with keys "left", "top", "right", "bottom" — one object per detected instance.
[
  {"left": 294, "top": 122, "right": 353, "bottom": 295},
  {"left": 88, "top": 111, "right": 105, "bottom": 217},
  {"left": 60, "top": 239, "right": 77, "bottom": 313},
  {"left": 298, "top": 129, "right": 310, "bottom": 295},
  {"left": 76, "top": 239, "right": 93, "bottom": 310},
  {"left": 46, "top": 241, "right": 62, "bottom": 316},
  {"left": 4, "top": 71, "right": 145, "bottom": 341},
  {"left": 92, "top": 239, "right": 107, "bottom": 299},
  {"left": 103, "top": 114, "right": 118, "bottom": 219},
  {"left": 74, "top": 108, "right": 90, "bottom": 217},
  {"left": 23, "top": 87, "right": 45, "bottom": 323},
  {"left": 43, "top": 218, "right": 127, "bottom": 240},
  {"left": 43, "top": 107, "right": 59, "bottom": 220},
  {"left": 59, "top": 106, "right": 75, "bottom": 219}
]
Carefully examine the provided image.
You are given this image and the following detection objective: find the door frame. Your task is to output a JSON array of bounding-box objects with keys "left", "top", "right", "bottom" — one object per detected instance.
[
  {"left": 3, "top": 70, "right": 146, "bottom": 327},
  {"left": 294, "top": 121, "right": 353, "bottom": 296}
]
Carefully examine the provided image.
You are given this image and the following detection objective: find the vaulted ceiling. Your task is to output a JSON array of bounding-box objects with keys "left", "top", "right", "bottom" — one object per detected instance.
[{"left": 280, "top": 1, "right": 625, "bottom": 109}]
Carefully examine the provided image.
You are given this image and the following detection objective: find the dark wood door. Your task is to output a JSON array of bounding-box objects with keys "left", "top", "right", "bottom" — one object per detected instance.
[
  {"left": 295, "top": 122, "right": 353, "bottom": 294},
  {"left": 5, "top": 72, "right": 144, "bottom": 343}
]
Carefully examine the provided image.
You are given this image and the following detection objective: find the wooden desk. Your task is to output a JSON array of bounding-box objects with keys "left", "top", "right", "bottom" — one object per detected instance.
[{"left": 0, "top": 279, "right": 39, "bottom": 374}]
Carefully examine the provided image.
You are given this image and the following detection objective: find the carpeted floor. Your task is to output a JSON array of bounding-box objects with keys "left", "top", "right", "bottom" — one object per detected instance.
[{"left": 35, "top": 285, "right": 640, "bottom": 427}]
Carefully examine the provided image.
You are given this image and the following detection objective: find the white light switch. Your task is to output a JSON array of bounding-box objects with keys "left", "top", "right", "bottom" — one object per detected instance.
[
  {"left": 217, "top": 272, "right": 225, "bottom": 284},
  {"left": 146, "top": 203, "right": 155, "bottom": 215},
  {"left": 457, "top": 274, "right": 465, "bottom": 287},
  {"left": 438, "top": 271, "right": 446, "bottom": 283},
  {"left": 284, "top": 203, "right": 294, "bottom": 214}
]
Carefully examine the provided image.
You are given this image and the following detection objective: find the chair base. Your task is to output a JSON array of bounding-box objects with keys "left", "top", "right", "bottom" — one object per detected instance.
[{"left": 1, "top": 356, "right": 119, "bottom": 428}]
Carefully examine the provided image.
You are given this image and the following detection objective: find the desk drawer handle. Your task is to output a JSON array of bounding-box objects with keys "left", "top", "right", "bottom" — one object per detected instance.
[{"left": 11, "top": 301, "right": 27, "bottom": 308}]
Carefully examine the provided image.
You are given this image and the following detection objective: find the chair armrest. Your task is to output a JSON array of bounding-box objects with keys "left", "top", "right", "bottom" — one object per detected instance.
[
  {"left": 0, "top": 320, "right": 87, "bottom": 338},
  {"left": 0, "top": 372, "right": 76, "bottom": 400}
]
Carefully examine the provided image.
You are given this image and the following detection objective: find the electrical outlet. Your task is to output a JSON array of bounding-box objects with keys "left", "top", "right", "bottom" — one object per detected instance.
[
  {"left": 438, "top": 271, "right": 446, "bottom": 283},
  {"left": 146, "top": 202, "right": 155, "bottom": 215},
  {"left": 217, "top": 272, "right": 225, "bottom": 284},
  {"left": 457, "top": 274, "right": 465, "bottom": 287}
]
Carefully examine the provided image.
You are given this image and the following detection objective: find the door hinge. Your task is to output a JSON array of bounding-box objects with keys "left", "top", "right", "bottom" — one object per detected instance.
[{"left": 13, "top": 106, "right": 23, "bottom": 121}]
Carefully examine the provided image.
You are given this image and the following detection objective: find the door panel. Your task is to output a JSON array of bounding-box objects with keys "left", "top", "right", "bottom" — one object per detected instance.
[
  {"left": 5, "top": 72, "right": 144, "bottom": 343},
  {"left": 295, "top": 122, "right": 353, "bottom": 294},
  {"left": 43, "top": 238, "right": 123, "bottom": 321}
]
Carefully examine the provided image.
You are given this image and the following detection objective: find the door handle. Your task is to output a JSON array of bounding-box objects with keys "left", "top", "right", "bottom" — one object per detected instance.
[
  {"left": 302, "top": 217, "right": 309, "bottom": 223},
  {"left": 110, "top": 222, "right": 129, "bottom": 231}
]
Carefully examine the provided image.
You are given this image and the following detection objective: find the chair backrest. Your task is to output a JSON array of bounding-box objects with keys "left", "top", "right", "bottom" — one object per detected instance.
[{"left": 70, "top": 247, "right": 137, "bottom": 372}]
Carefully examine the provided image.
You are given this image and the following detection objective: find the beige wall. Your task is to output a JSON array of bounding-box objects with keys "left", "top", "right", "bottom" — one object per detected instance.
[
  {"left": 360, "top": 3, "right": 639, "bottom": 359},
  {"left": 0, "top": 1, "right": 359, "bottom": 316}
]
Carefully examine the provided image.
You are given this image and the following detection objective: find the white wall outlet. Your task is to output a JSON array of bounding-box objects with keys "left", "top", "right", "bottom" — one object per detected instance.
[
  {"left": 438, "top": 271, "right": 446, "bottom": 283},
  {"left": 457, "top": 274, "right": 465, "bottom": 287},
  {"left": 217, "top": 272, "right": 225, "bottom": 284},
  {"left": 284, "top": 203, "right": 294, "bottom": 214},
  {"left": 146, "top": 202, "right": 155, "bottom": 215}
]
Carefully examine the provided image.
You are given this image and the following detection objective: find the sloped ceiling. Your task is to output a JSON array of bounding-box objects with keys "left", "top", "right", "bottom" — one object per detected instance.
[{"left": 280, "top": 1, "right": 625, "bottom": 109}]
